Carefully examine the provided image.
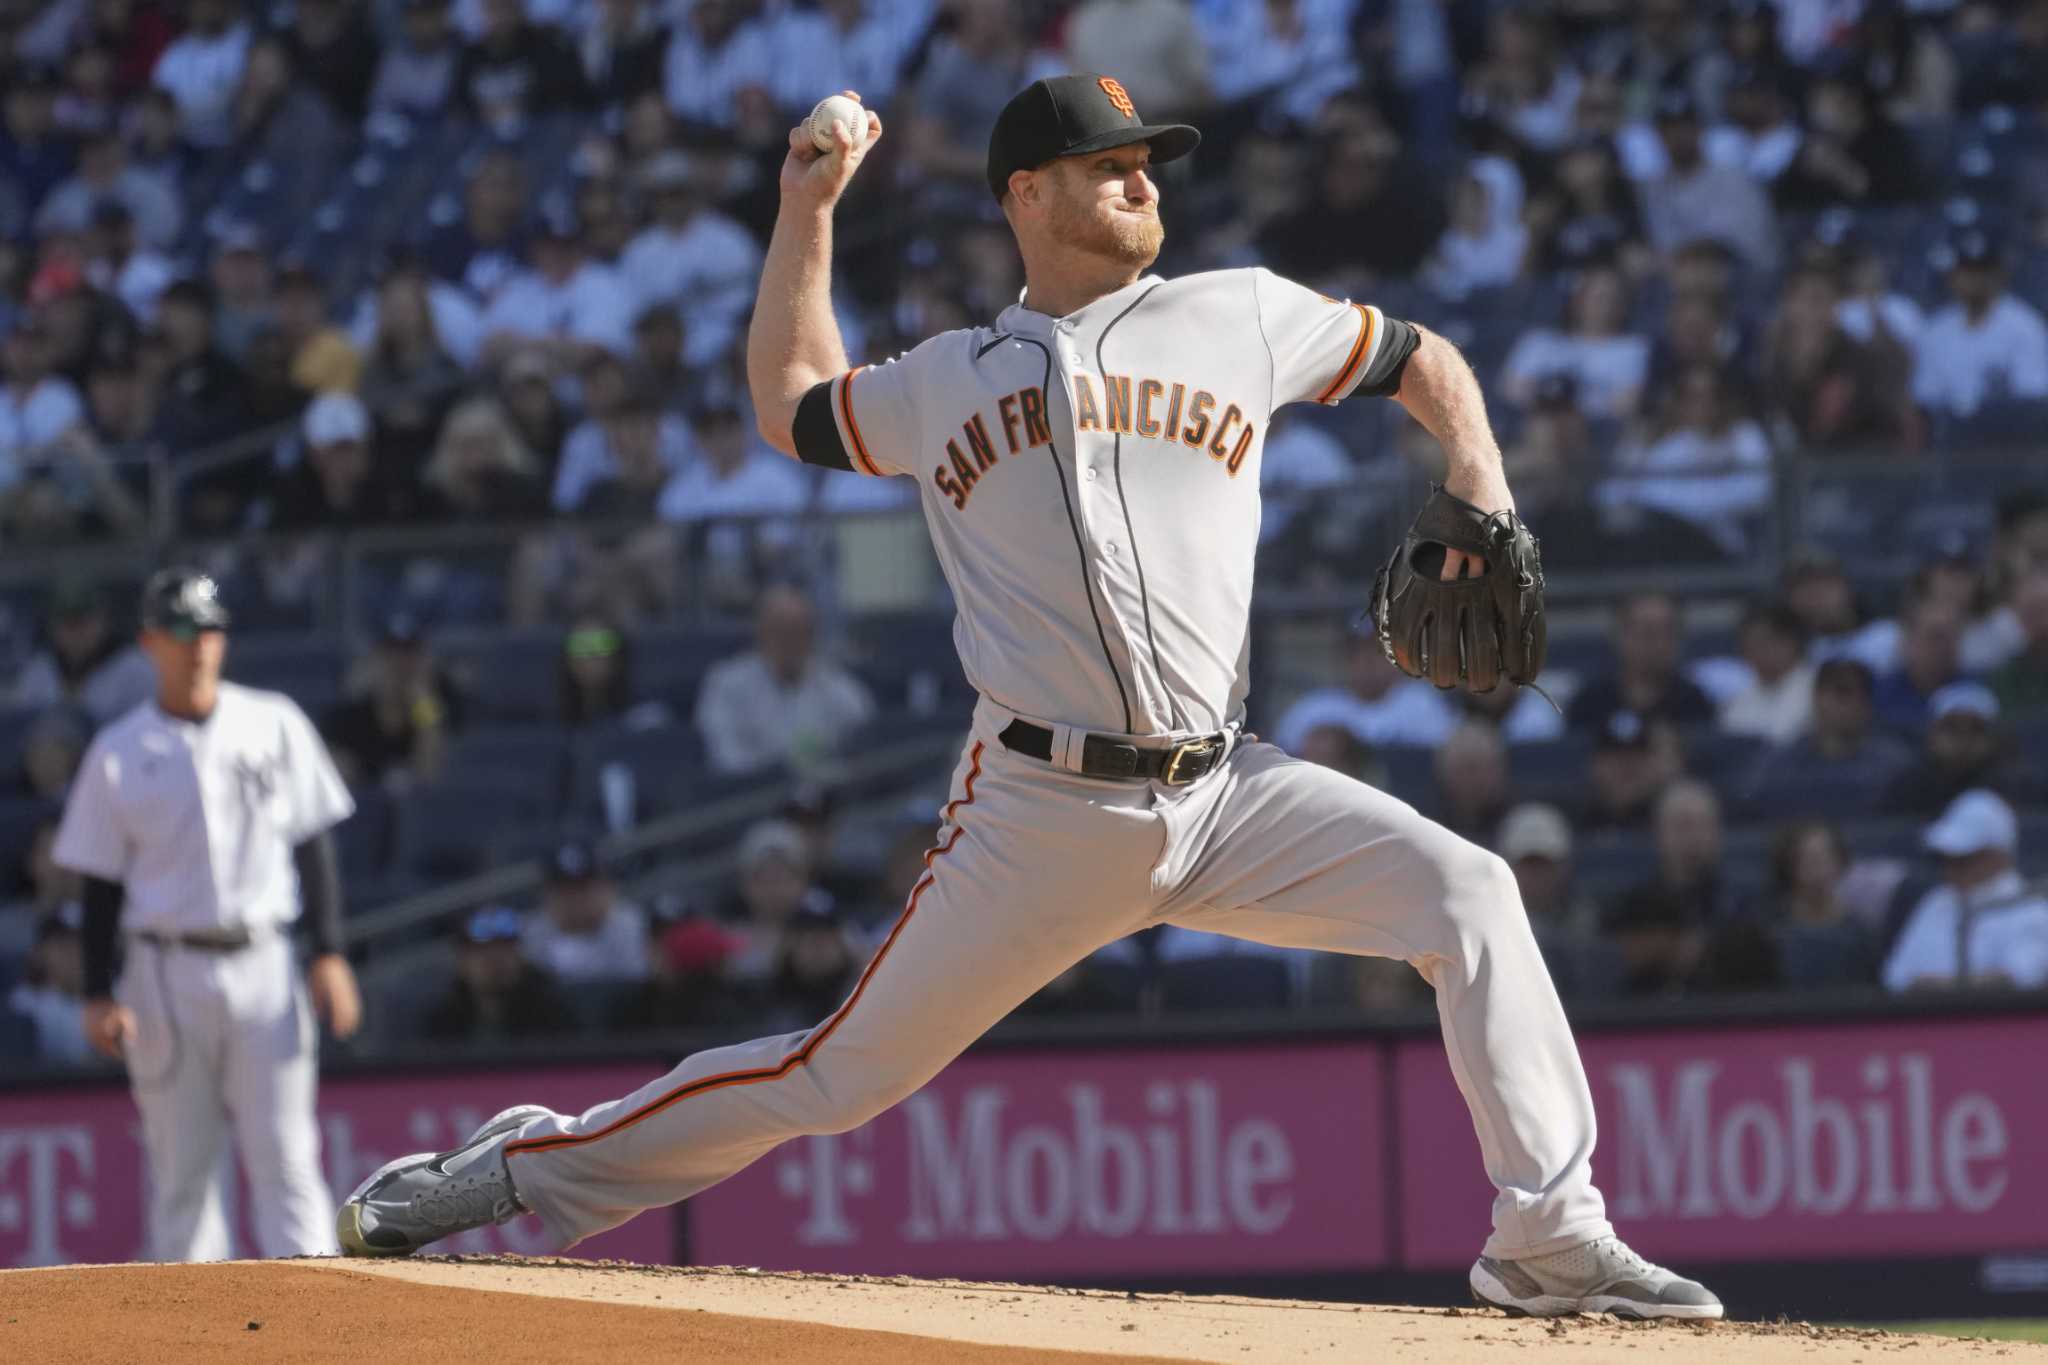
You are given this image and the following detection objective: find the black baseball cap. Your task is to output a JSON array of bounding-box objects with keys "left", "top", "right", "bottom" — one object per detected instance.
[
  {"left": 986, "top": 73, "right": 1199, "bottom": 202},
  {"left": 140, "top": 567, "right": 230, "bottom": 638}
]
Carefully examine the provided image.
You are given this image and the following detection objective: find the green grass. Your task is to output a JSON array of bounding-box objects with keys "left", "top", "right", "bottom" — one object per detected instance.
[{"left": 1886, "top": 1319, "right": 2048, "bottom": 1344}]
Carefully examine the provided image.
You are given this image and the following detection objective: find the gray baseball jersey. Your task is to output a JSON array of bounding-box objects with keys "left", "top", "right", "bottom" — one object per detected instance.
[{"left": 796, "top": 268, "right": 1411, "bottom": 737}]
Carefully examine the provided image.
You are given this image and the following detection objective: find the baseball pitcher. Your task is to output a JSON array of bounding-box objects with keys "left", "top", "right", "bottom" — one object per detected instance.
[
  {"left": 54, "top": 568, "right": 359, "bottom": 1261},
  {"left": 340, "top": 76, "right": 1720, "bottom": 1319}
]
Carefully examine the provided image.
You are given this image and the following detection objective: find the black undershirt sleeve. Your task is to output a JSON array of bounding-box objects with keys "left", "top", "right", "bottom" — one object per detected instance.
[
  {"left": 293, "top": 831, "right": 344, "bottom": 957},
  {"left": 791, "top": 380, "right": 855, "bottom": 471},
  {"left": 82, "top": 876, "right": 123, "bottom": 999},
  {"left": 1355, "top": 314, "right": 1421, "bottom": 398}
]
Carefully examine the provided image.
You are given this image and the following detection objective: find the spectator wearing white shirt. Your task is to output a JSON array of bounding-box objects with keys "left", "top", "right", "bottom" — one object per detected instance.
[
  {"left": 0, "top": 318, "right": 87, "bottom": 496},
  {"left": 1718, "top": 599, "right": 1816, "bottom": 744},
  {"left": 1639, "top": 88, "right": 1778, "bottom": 273},
  {"left": 1274, "top": 630, "right": 1460, "bottom": 754},
  {"left": 1257, "top": 408, "right": 1354, "bottom": 544},
  {"left": 618, "top": 152, "right": 761, "bottom": 369},
  {"left": 1499, "top": 263, "right": 1650, "bottom": 419},
  {"left": 521, "top": 839, "right": 650, "bottom": 986},
  {"left": 1911, "top": 232, "right": 2048, "bottom": 420},
  {"left": 1464, "top": 6, "right": 1581, "bottom": 153},
  {"left": 1600, "top": 363, "right": 1773, "bottom": 555},
  {"left": 695, "top": 585, "right": 877, "bottom": 777},
  {"left": 553, "top": 353, "right": 695, "bottom": 514},
  {"left": 150, "top": 0, "right": 252, "bottom": 150},
  {"left": 657, "top": 403, "right": 808, "bottom": 527},
  {"left": 9, "top": 578, "right": 156, "bottom": 726},
  {"left": 33, "top": 128, "right": 181, "bottom": 249},
  {"left": 1421, "top": 164, "right": 1528, "bottom": 302},
  {"left": 480, "top": 205, "right": 636, "bottom": 370},
  {"left": 1701, "top": 64, "right": 1801, "bottom": 181},
  {"left": 661, "top": 0, "right": 777, "bottom": 133},
  {"left": 369, "top": 0, "right": 464, "bottom": 120},
  {"left": 768, "top": 0, "right": 935, "bottom": 113},
  {"left": 1882, "top": 790, "right": 2048, "bottom": 993}
]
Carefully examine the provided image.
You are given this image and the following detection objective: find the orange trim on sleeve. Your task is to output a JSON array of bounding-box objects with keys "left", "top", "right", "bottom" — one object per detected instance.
[
  {"left": 505, "top": 742, "right": 986, "bottom": 1160},
  {"left": 839, "top": 366, "right": 883, "bottom": 476},
  {"left": 1316, "top": 303, "right": 1376, "bottom": 404}
]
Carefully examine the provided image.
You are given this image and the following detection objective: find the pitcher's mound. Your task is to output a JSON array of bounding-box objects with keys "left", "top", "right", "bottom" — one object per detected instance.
[{"left": 4, "top": 1256, "right": 2041, "bottom": 1364}]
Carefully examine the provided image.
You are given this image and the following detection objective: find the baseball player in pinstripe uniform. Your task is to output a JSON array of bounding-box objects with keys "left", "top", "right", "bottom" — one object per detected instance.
[
  {"left": 53, "top": 568, "right": 359, "bottom": 1261},
  {"left": 339, "top": 77, "right": 1722, "bottom": 1319}
]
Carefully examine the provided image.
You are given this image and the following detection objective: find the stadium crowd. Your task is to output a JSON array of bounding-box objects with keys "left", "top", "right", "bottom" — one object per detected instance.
[{"left": 5, "top": 0, "right": 2048, "bottom": 1066}]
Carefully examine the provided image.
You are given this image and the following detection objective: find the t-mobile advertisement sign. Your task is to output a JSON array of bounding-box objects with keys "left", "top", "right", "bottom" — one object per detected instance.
[
  {"left": 0, "top": 1065, "right": 672, "bottom": 1267},
  {"left": 1396, "top": 1014, "right": 2048, "bottom": 1269},
  {"left": 689, "top": 1043, "right": 1386, "bottom": 1278}
]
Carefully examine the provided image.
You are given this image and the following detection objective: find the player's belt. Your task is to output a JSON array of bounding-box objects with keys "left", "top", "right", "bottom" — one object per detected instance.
[
  {"left": 131, "top": 926, "right": 256, "bottom": 953},
  {"left": 998, "top": 719, "right": 1229, "bottom": 786}
]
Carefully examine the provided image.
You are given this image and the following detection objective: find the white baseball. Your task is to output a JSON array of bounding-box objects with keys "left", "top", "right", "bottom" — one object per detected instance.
[{"left": 806, "top": 94, "right": 869, "bottom": 153}]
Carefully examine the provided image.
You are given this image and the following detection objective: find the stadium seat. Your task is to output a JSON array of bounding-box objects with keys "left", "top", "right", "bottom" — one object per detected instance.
[
  {"left": 565, "top": 722, "right": 711, "bottom": 827},
  {"left": 391, "top": 780, "right": 556, "bottom": 881},
  {"left": 225, "top": 637, "right": 348, "bottom": 716},
  {"left": 437, "top": 632, "right": 565, "bottom": 723},
  {"left": 439, "top": 726, "right": 571, "bottom": 810}
]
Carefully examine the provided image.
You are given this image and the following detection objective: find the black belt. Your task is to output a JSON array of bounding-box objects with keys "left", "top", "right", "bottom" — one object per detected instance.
[
  {"left": 132, "top": 926, "right": 256, "bottom": 953},
  {"left": 999, "top": 719, "right": 1229, "bottom": 786}
]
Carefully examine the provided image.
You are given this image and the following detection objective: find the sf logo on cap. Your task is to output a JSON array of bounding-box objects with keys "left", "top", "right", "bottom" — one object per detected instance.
[{"left": 1098, "top": 77, "right": 1136, "bottom": 120}]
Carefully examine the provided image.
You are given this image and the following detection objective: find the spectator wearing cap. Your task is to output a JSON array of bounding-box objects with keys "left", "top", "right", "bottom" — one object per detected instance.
[
  {"left": 1871, "top": 596, "right": 1971, "bottom": 733},
  {"left": 1274, "top": 628, "right": 1459, "bottom": 757},
  {"left": 421, "top": 150, "right": 530, "bottom": 306},
  {"left": 1432, "top": 722, "right": 1513, "bottom": 842},
  {"left": 34, "top": 128, "right": 181, "bottom": 250},
  {"left": 1640, "top": 86, "right": 1778, "bottom": 273},
  {"left": 1911, "top": 232, "right": 2048, "bottom": 420},
  {"left": 421, "top": 906, "right": 575, "bottom": 1042},
  {"left": 275, "top": 266, "right": 361, "bottom": 397},
  {"left": 150, "top": 0, "right": 253, "bottom": 150},
  {"left": 271, "top": 392, "right": 413, "bottom": 530},
  {"left": 82, "top": 201, "right": 174, "bottom": 326},
  {"left": 1603, "top": 779, "right": 1741, "bottom": 995},
  {"left": 480, "top": 205, "right": 635, "bottom": 370},
  {"left": 1764, "top": 820, "right": 1880, "bottom": 990},
  {"left": 370, "top": 0, "right": 463, "bottom": 120},
  {"left": 8, "top": 578, "right": 154, "bottom": 726},
  {"left": 1881, "top": 682, "right": 2041, "bottom": 818},
  {"left": 1717, "top": 599, "right": 1816, "bottom": 744},
  {"left": 1989, "top": 569, "right": 2048, "bottom": 714},
  {"left": 3, "top": 902, "right": 93, "bottom": 1064},
  {"left": 618, "top": 896, "right": 749, "bottom": 1034},
  {"left": 522, "top": 839, "right": 650, "bottom": 986},
  {"left": 696, "top": 586, "right": 876, "bottom": 778},
  {"left": 1599, "top": 363, "right": 1773, "bottom": 557},
  {"left": 1882, "top": 791, "right": 2048, "bottom": 993},
  {"left": 1500, "top": 802, "right": 1618, "bottom": 1000},
  {"left": 455, "top": 0, "right": 591, "bottom": 123},
  {"left": 617, "top": 152, "right": 761, "bottom": 369},
  {"left": 1760, "top": 261, "right": 1920, "bottom": 453},
  {"left": 1741, "top": 657, "right": 1912, "bottom": 811},
  {"left": 321, "top": 614, "right": 467, "bottom": 788},
  {"left": 723, "top": 817, "right": 839, "bottom": 980},
  {"left": 1578, "top": 708, "right": 1685, "bottom": 833},
  {"left": 419, "top": 395, "right": 547, "bottom": 523},
  {"left": 1772, "top": 71, "right": 1920, "bottom": 212},
  {"left": 1499, "top": 264, "right": 1650, "bottom": 421},
  {"left": 0, "top": 68, "right": 74, "bottom": 215},
  {"left": 557, "top": 614, "right": 671, "bottom": 732},
  {"left": 1567, "top": 590, "right": 1717, "bottom": 736}
]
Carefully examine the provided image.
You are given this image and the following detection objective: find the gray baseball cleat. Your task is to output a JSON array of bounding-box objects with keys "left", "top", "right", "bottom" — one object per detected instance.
[
  {"left": 1470, "top": 1235, "right": 1724, "bottom": 1320},
  {"left": 336, "top": 1104, "right": 552, "bottom": 1257}
]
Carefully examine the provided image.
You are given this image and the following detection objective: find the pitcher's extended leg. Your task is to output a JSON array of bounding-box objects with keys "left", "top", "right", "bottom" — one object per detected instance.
[{"left": 1160, "top": 742, "right": 1608, "bottom": 1260}]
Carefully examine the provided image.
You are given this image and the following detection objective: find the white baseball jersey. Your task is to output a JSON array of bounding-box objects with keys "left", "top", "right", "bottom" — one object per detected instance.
[
  {"left": 52, "top": 682, "right": 354, "bottom": 934},
  {"left": 801, "top": 268, "right": 1408, "bottom": 737}
]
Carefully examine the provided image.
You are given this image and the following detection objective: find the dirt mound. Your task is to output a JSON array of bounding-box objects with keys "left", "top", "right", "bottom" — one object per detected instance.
[{"left": 3, "top": 1257, "right": 2042, "bottom": 1364}]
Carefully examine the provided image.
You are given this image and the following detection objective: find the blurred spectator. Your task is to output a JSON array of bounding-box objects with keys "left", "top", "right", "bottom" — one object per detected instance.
[
  {"left": 1258, "top": 112, "right": 1442, "bottom": 290},
  {"left": 456, "top": 0, "right": 591, "bottom": 122},
  {"left": 0, "top": 316, "right": 86, "bottom": 475},
  {"left": 1600, "top": 364, "right": 1772, "bottom": 555},
  {"left": 275, "top": 265, "right": 361, "bottom": 396},
  {"left": 1455, "top": 673, "right": 1568, "bottom": 745},
  {"left": 558, "top": 398, "right": 678, "bottom": 524},
  {"left": 1568, "top": 590, "right": 1716, "bottom": 734},
  {"left": 577, "top": 0, "right": 667, "bottom": 103},
  {"left": 1871, "top": 597, "right": 1968, "bottom": 732},
  {"left": 765, "top": 901, "right": 861, "bottom": 1029},
  {"left": 1525, "top": 136, "right": 1647, "bottom": 274},
  {"left": 1881, "top": 683, "right": 2040, "bottom": 818},
  {"left": 281, "top": 0, "right": 380, "bottom": 123},
  {"left": 1603, "top": 779, "right": 1739, "bottom": 994},
  {"left": 1772, "top": 72, "right": 1919, "bottom": 211},
  {"left": 83, "top": 200, "right": 173, "bottom": 325},
  {"left": 322, "top": 613, "right": 467, "bottom": 788},
  {"left": 1911, "top": 231, "right": 2048, "bottom": 420},
  {"left": 14, "top": 2, "right": 175, "bottom": 98},
  {"left": 1432, "top": 721, "right": 1511, "bottom": 841},
  {"left": 357, "top": 260, "right": 468, "bottom": 459},
  {"left": 620, "top": 896, "right": 750, "bottom": 1032},
  {"left": 421, "top": 905, "right": 575, "bottom": 1041},
  {"left": 1760, "top": 261, "right": 1919, "bottom": 451},
  {"left": 271, "top": 392, "right": 410, "bottom": 530},
  {"left": 1274, "top": 631, "right": 1458, "bottom": 754},
  {"left": 495, "top": 348, "right": 568, "bottom": 463},
  {"left": 1421, "top": 163, "right": 1527, "bottom": 301},
  {"left": 1502, "top": 801, "right": 1616, "bottom": 1000},
  {"left": 521, "top": 838, "right": 650, "bottom": 985},
  {"left": 1256, "top": 408, "right": 1353, "bottom": 546},
  {"left": 1500, "top": 264, "right": 1649, "bottom": 420},
  {"left": 1467, "top": 7, "right": 1581, "bottom": 154},
  {"left": 554, "top": 352, "right": 694, "bottom": 513},
  {"left": 480, "top": 206, "right": 634, "bottom": 370},
  {"left": 13, "top": 708, "right": 89, "bottom": 803},
  {"left": 1766, "top": 820, "right": 1879, "bottom": 989},
  {"left": 618, "top": 152, "right": 760, "bottom": 369},
  {"left": 205, "top": 223, "right": 274, "bottom": 364},
  {"left": 423, "top": 149, "right": 530, "bottom": 303},
  {"left": 33, "top": 127, "right": 179, "bottom": 248},
  {"left": 558, "top": 615, "right": 671, "bottom": 731},
  {"left": 1578, "top": 708, "right": 1683, "bottom": 832},
  {"left": 2, "top": 903, "right": 91, "bottom": 1065},
  {"left": 656, "top": 403, "right": 807, "bottom": 527},
  {"left": 627, "top": 303, "right": 703, "bottom": 416},
  {"left": 724, "top": 816, "right": 837, "bottom": 981},
  {"left": 370, "top": 0, "right": 463, "bottom": 120},
  {"left": 1704, "top": 63, "right": 1800, "bottom": 180},
  {"left": 1989, "top": 569, "right": 2048, "bottom": 713},
  {"left": 420, "top": 395, "right": 548, "bottom": 522},
  {"left": 1290, "top": 723, "right": 1387, "bottom": 788},
  {"left": 696, "top": 585, "right": 875, "bottom": 777},
  {"left": 150, "top": 0, "right": 252, "bottom": 150},
  {"left": 1063, "top": 0, "right": 1210, "bottom": 120},
  {"left": 899, "top": 0, "right": 1038, "bottom": 190},
  {"left": 1781, "top": 552, "right": 1885, "bottom": 667},
  {"left": 8, "top": 578, "right": 153, "bottom": 725},
  {"left": 1717, "top": 598, "right": 1815, "bottom": 744},
  {"left": 1743, "top": 657, "right": 1912, "bottom": 809},
  {"left": 1640, "top": 88, "right": 1778, "bottom": 273},
  {"left": 1, "top": 67, "right": 75, "bottom": 216},
  {"left": 1882, "top": 791, "right": 2048, "bottom": 993}
]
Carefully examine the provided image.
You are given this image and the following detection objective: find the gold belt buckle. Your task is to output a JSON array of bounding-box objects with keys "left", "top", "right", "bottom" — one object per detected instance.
[{"left": 1162, "top": 736, "right": 1220, "bottom": 786}]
